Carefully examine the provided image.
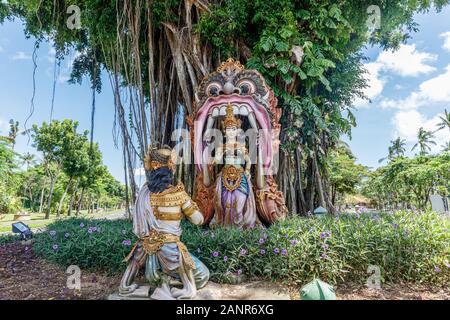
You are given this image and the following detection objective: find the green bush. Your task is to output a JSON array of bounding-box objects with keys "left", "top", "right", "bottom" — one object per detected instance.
[
  {"left": 32, "top": 211, "right": 450, "bottom": 286},
  {"left": 33, "top": 218, "right": 136, "bottom": 273}
]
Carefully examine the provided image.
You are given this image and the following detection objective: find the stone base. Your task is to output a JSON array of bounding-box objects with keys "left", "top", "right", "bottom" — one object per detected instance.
[{"left": 108, "top": 281, "right": 291, "bottom": 300}]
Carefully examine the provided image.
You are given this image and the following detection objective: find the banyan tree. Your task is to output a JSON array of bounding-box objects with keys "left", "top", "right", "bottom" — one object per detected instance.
[{"left": 1, "top": 0, "right": 447, "bottom": 216}]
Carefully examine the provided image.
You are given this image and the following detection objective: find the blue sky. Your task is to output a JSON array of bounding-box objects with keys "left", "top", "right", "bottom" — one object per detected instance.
[{"left": 0, "top": 7, "right": 449, "bottom": 183}]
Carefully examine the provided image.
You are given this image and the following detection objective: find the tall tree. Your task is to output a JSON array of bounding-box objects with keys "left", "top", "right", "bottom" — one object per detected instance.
[
  {"left": 412, "top": 127, "right": 436, "bottom": 156},
  {"left": 2, "top": 0, "right": 449, "bottom": 213},
  {"left": 32, "top": 120, "right": 82, "bottom": 219},
  {"left": 436, "top": 109, "right": 450, "bottom": 131},
  {"left": 379, "top": 137, "right": 406, "bottom": 163}
]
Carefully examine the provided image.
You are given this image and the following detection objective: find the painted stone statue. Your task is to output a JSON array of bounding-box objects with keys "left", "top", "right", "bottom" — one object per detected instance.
[
  {"left": 188, "top": 58, "right": 288, "bottom": 228},
  {"left": 119, "top": 147, "right": 209, "bottom": 300}
]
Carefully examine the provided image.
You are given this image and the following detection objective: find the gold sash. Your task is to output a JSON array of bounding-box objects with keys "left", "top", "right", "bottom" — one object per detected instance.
[{"left": 125, "top": 229, "right": 196, "bottom": 270}]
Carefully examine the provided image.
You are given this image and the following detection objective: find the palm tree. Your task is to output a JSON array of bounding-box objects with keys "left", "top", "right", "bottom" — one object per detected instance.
[
  {"left": 436, "top": 109, "right": 450, "bottom": 132},
  {"left": 8, "top": 119, "right": 19, "bottom": 150},
  {"left": 441, "top": 141, "right": 450, "bottom": 152},
  {"left": 390, "top": 137, "right": 406, "bottom": 158},
  {"left": 21, "top": 152, "right": 37, "bottom": 170},
  {"left": 379, "top": 137, "right": 406, "bottom": 163},
  {"left": 411, "top": 127, "right": 436, "bottom": 155},
  {"left": 5, "top": 119, "right": 31, "bottom": 150}
]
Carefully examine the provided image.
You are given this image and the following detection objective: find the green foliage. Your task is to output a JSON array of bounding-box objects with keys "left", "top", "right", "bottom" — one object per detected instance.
[
  {"left": 33, "top": 218, "right": 134, "bottom": 273},
  {"left": 0, "top": 140, "right": 21, "bottom": 213},
  {"left": 33, "top": 212, "right": 450, "bottom": 286},
  {"left": 327, "top": 146, "right": 368, "bottom": 205},
  {"left": 363, "top": 153, "right": 450, "bottom": 211}
]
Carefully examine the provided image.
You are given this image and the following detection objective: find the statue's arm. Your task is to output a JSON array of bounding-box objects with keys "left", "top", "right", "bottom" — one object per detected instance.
[
  {"left": 182, "top": 199, "right": 204, "bottom": 225},
  {"left": 202, "top": 115, "right": 216, "bottom": 187},
  {"left": 248, "top": 113, "right": 265, "bottom": 189}
]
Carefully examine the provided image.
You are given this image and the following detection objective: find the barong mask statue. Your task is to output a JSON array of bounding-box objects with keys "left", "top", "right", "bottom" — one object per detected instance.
[
  {"left": 188, "top": 58, "right": 288, "bottom": 227},
  {"left": 119, "top": 146, "right": 209, "bottom": 300}
]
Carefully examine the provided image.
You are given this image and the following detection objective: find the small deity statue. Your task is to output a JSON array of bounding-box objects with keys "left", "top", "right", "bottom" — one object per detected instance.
[
  {"left": 119, "top": 146, "right": 209, "bottom": 300},
  {"left": 202, "top": 104, "right": 261, "bottom": 229}
]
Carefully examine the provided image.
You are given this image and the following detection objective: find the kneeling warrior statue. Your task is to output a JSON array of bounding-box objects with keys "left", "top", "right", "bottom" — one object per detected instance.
[{"left": 119, "top": 146, "right": 209, "bottom": 300}]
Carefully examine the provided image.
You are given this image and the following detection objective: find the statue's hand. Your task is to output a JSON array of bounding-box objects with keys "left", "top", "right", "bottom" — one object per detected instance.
[{"left": 204, "top": 130, "right": 213, "bottom": 144}]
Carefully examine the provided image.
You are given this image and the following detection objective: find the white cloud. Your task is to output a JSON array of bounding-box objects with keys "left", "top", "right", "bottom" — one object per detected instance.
[
  {"left": 11, "top": 51, "right": 31, "bottom": 60},
  {"left": 0, "top": 117, "right": 8, "bottom": 135},
  {"left": 355, "top": 44, "right": 437, "bottom": 108},
  {"left": 392, "top": 110, "right": 450, "bottom": 153},
  {"left": 376, "top": 44, "right": 437, "bottom": 77},
  {"left": 47, "top": 47, "right": 56, "bottom": 63},
  {"left": 380, "top": 65, "right": 450, "bottom": 110},
  {"left": 440, "top": 31, "right": 450, "bottom": 52},
  {"left": 354, "top": 62, "right": 385, "bottom": 107}
]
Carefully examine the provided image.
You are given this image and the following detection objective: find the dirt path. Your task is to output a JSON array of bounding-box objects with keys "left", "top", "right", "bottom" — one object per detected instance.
[{"left": 0, "top": 242, "right": 448, "bottom": 300}]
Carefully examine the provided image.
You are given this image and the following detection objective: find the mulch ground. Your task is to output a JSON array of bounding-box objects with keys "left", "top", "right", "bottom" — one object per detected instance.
[
  {"left": 0, "top": 242, "right": 120, "bottom": 300},
  {"left": 1, "top": 242, "right": 449, "bottom": 300}
]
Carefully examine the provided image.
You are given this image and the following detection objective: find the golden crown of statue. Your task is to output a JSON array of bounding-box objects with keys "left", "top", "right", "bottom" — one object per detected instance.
[
  {"left": 222, "top": 104, "right": 241, "bottom": 129},
  {"left": 144, "top": 146, "right": 175, "bottom": 172},
  {"left": 216, "top": 58, "right": 245, "bottom": 74}
]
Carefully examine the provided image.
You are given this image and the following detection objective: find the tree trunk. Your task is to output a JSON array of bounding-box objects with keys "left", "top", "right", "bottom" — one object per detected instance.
[
  {"left": 295, "top": 147, "right": 307, "bottom": 214},
  {"left": 45, "top": 176, "right": 56, "bottom": 219},
  {"left": 38, "top": 185, "right": 46, "bottom": 213},
  {"left": 57, "top": 177, "right": 73, "bottom": 217},
  {"left": 68, "top": 178, "right": 80, "bottom": 216},
  {"left": 76, "top": 187, "right": 85, "bottom": 216}
]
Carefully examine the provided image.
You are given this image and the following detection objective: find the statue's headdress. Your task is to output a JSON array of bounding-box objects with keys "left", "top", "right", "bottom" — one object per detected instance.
[
  {"left": 222, "top": 104, "right": 241, "bottom": 129},
  {"left": 144, "top": 146, "right": 175, "bottom": 172}
]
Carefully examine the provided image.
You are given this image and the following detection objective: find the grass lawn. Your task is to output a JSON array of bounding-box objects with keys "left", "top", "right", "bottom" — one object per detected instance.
[{"left": 0, "top": 209, "right": 124, "bottom": 233}]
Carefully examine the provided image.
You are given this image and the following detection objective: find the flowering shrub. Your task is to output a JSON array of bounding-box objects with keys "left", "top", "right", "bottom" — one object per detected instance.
[
  {"left": 30, "top": 211, "right": 450, "bottom": 286},
  {"left": 32, "top": 218, "right": 135, "bottom": 273}
]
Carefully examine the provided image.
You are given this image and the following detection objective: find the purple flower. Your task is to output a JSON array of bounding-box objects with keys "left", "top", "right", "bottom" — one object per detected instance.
[
  {"left": 392, "top": 223, "right": 399, "bottom": 229},
  {"left": 260, "top": 249, "right": 266, "bottom": 255},
  {"left": 273, "top": 248, "right": 280, "bottom": 254},
  {"left": 240, "top": 249, "right": 247, "bottom": 255},
  {"left": 223, "top": 256, "right": 229, "bottom": 262},
  {"left": 321, "top": 253, "right": 329, "bottom": 259},
  {"left": 24, "top": 246, "right": 29, "bottom": 251},
  {"left": 322, "top": 243, "right": 329, "bottom": 251},
  {"left": 284, "top": 234, "right": 289, "bottom": 239},
  {"left": 290, "top": 240, "right": 298, "bottom": 246},
  {"left": 320, "top": 232, "right": 327, "bottom": 239},
  {"left": 445, "top": 261, "right": 450, "bottom": 269},
  {"left": 49, "top": 230, "right": 56, "bottom": 237},
  {"left": 237, "top": 269, "right": 242, "bottom": 275},
  {"left": 281, "top": 249, "right": 288, "bottom": 255},
  {"left": 92, "top": 227, "right": 97, "bottom": 232},
  {"left": 79, "top": 223, "right": 85, "bottom": 228},
  {"left": 122, "top": 240, "right": 131, "bottom": 246},
  {"left": 434, "top": 266, "right": 441, "bottom": 273},
  {"left": 88, "top": 227, "right": 94, "bottom": 234},
  {"left": 212, "top": 251, "right": 219, "bottom": 258},
  {"left": 258, "top": 238, "right": 265, "bottom": 245},
  {"left": 52, "top": 244, "right": 59, "bottom": 251},
  {"left": 64, "top": 233, "right": 70, "bottom": 238}
]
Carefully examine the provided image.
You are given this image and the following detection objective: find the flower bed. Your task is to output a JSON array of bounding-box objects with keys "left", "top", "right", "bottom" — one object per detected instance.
[{"left": 25, "top": 210, "right": 450, "bottom": 286}]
